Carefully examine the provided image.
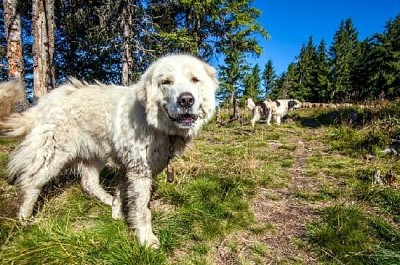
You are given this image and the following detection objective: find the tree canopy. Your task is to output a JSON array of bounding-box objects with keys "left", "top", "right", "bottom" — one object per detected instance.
[{"left": 1, "top": 1, "right": 399, "bottom": 104}]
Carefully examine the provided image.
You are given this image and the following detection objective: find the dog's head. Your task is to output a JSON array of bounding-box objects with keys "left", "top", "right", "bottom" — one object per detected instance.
[
  {"left": 288, "top": 99, "right": 301, "bottom": 110},
  {"left": 246, "top": 98, "right": 256, "bottom": 111},
  {"left": 137, "top": 55, "right": 218, "bottom": 137}
]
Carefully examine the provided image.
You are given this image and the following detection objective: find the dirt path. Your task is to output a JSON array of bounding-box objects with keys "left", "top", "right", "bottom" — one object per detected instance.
[
  {"left": 253, "top": 132, "right": 319, "bottom": 264},
  {"left": 216, "top": 128, "right": 323, "bottom": 264}
]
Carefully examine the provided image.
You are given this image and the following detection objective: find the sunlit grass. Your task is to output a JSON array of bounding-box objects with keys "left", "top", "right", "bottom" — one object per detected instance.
[{"left": 307, "top": 205, "right": 400, "bottom": 265}]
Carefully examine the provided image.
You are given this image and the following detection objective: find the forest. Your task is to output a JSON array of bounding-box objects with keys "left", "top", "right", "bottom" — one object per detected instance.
[{"left": 1, "top": 0, "right": 399, "bottom": 105}]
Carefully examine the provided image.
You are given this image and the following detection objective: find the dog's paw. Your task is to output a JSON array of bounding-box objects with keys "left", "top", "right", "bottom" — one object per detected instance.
[
  {"left": 112, "top": 208, "right": 123, "bottom": 220},
  {"left": 17, "top": 214, "right": 34, "bottom": 226},
  {"left": 137, "top": 231, "right": 160, "bottom": 249},
  {"left": 112, "top": 197, "right": 123, "bottom": 220}
]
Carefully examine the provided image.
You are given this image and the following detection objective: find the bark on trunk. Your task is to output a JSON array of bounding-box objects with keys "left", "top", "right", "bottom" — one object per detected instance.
[
  {"left": 3, "top": 0, "right": 24, "bottom": 80},
  {"left": 32, "top": 0, "right": 55, "bottom": 98},
  {"left": 121, "top": 1, "right": 133, "bottom": 86}
]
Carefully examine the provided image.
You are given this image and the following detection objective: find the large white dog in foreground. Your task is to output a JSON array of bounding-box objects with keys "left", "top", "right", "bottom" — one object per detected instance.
[
  {"left": 0, "top": 54, "right": 218, "bottom": 248},
  {"left": 247, "top": 98, "right": 301, "bottom": 126}
]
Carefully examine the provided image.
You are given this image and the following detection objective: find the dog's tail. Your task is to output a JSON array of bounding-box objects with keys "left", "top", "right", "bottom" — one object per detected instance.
[
  {"left": 0, "top": 111, "right": 35, "bottom": 138},
  {"left": 246, "top": 98, "right": 256, "bottom": 111},
  {"left": 0, "top": 80, "right": 33, "bottom": 138},
  {"left": 0, "top": 80, "right": 28, "bottom": 116}
]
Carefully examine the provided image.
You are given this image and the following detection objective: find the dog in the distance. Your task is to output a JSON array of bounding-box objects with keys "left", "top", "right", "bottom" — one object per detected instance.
[
  {"left": 0, "top": 54, "right": 218, "bottom": 248},
  {"left": 247, "top": 98, "right": 301, "bottom": 126}
]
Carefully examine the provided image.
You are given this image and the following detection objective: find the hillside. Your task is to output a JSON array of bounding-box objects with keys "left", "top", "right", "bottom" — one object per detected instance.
[{"left": 1, "top": 106, "right": 399, "bottom": 264}]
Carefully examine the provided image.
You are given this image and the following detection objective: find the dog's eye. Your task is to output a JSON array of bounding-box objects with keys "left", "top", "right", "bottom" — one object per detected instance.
[
  {"left": 191, "top": 77, "right": 200, "bottom": 83},
  {"left": 161, "top": 79, "right": 173, "bottom": 85}
]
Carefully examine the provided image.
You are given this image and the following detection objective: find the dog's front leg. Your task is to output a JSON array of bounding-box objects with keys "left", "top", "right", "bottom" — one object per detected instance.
[
  {"left": 266, "top": 110, "right": 272, "bottom": 125},
  {"left": 126, "top": 168, "right": 160, "bottom": 249},
  {"left": 276, "top": 115, "right": 282, "bottom": 125}
]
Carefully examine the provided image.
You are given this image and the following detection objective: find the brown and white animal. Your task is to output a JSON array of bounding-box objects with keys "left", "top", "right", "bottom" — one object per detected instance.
[
  {"left": 0, "top": 54, "right": 218, "bottom": 248},
  {"left": 247, "top": 98, "right": 300, "bottom": 126}
]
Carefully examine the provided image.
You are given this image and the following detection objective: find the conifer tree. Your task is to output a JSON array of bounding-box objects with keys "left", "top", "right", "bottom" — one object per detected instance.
[
  {"left": 368, "top": 14, "right": 400, "bottom": 99},
  {"left": 314, "top": 39, "right": 331, "bottom": 102},
  {"left": 273, "top": 63, "right": 297, "bottom": 99},
  {"left": 216, "top": 0, "right": 269, "bottom": 118},
  {"left": 329, "top": 18, "right": 359, "bottom": 102},
  {"left": 243, "top": 64, "right": 262, "bottom": 100},
  {"left": 262, "top": 59, "right": 277, "bottom": 97},
  {"left": 295, "top": 36, "right": 316, "bottom": 101}
]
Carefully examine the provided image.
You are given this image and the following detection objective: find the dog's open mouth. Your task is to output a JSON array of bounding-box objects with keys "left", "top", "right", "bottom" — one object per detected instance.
[
  {"left": 164, "top": 105, "right": 198, "bottom": 128},
  {"left": 175, "top": 113, "right": 197, "bottom": 127}
]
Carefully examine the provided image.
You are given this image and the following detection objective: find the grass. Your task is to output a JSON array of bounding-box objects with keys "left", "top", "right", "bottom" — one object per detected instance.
[
  {"left": 1, "top": 103, "right": 400, "bottom": 264},
  {"left": 307, "top": 205, "right": 400, "bottom": 265}
]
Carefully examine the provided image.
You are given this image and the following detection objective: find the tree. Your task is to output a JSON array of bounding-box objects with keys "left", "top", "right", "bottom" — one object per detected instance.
[
  {"left": 262, "top": 59, "right": 277, "bottom": 97},
  {"left": 368, "top": 14, "right": 400, "bottom": 99},
  {"left": 218, "top": 51, "right": 246, "bottom": 115},
  {"left": 32, "top": 0, "right": 55, "bottom": 98},
  {"left": 54, "top": 1, "right": 123, "bottom": 84},
  {"left": 121, "top": 0, "right": 134, "bottom": 86},
  {"left": 273, "top": 63, "right": 297, "bottom": 99},
  {"left": 3, "top": 0, "right": 24, "bottom": 80},
  {"left": 216, "top": 0, "right": 269, "bottom": 118},
  {"left": 243, "top": 63, "right": 262, "bottom": 100},
  {"left": 329, "top": 18, "right": 359, "bottom": 102},
  {"left": 149, "top": 0, "right": 219, "bottom": 59},
  {"left": 313, "top": 39, "right": 331, "bottom": 102},
  {"left": 295, "top": 36, "right": 316, "bottom": 101}
]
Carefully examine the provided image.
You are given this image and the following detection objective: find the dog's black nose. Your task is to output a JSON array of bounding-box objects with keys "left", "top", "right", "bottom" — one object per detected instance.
[{"left": 177, "top": 92, "right": 195, "bottom": 108}]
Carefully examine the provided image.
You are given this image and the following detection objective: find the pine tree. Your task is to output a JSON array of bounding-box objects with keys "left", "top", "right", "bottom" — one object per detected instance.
[
  {"left": 273, "top": 63, "right": 297, "bottom": 99},
  {"left": 314, "top": 39, "right": 331, "bottom": 102},
  {"left": 262, "top": 59, "right": 277, "bottom": 97},
  {"left": 351, "top": 39, "right": 372, "bottom": 101},
  {"left": 295, "top": 36, "right": 316, "bottom": 101},
  {"left": 243, "top": 64, "right": 262, "bottom": 100},
  {"left": 368, "top": 14, "right": 400, "bottom": 99},
  {"left": 215, "top": 0, "right": 269, "bottom": 118},
  {"left": 329, "top": 18, "right": 360, "bottom": 102}
]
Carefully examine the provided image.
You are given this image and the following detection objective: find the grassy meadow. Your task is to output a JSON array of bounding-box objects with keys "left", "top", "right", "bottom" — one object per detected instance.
[{"left": 1, "top": 102, "right": 400, "bottom": 264}]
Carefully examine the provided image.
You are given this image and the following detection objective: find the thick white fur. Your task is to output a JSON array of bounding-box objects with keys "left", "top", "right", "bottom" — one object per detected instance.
[
  {"left": 0, "top": 54, "right": 218, "bottom": 248},
  {"left": 247, "top": 98, "right": 300, "bottom": 126}
]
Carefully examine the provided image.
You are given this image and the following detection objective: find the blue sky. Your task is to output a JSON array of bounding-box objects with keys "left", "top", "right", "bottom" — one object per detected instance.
[{"left": 252, "top": 0, "right": 400, "bottom": 75}]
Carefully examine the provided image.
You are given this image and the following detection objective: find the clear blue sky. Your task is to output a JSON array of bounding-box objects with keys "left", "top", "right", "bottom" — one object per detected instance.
[{"left": 252, "top": 0, "right": 400, "bottom": 75}]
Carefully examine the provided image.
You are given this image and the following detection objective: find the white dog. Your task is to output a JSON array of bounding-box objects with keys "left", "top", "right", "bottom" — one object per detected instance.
[
  {"left": 247, "top": 98, "right": 300, "bottom": 126},
  {"left": 0, "top": 54, "right": 218, "bottom": 248}
]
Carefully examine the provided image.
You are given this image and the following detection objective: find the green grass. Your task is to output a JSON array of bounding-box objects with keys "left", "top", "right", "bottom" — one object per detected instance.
[
  {"left": 307, "top": 205, "right": 400, "bottom": 265},
  {"left": 1, "top": 187, "right": 167, "bottom": 264},
  {"left": 1, "top": 105, "right": 400, "bottom": 264}
]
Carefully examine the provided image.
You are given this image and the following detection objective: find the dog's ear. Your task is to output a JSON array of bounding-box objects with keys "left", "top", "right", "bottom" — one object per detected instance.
[
  {"left": 247, "top": 98, "right": 255, "bottom": 110},
  {"left": 288, "top": 100, "right": 297, "bottom": 109},
  {"left": 136, "top": 63, "right": 156, "bottom": 104},
  {"left": 203, "top": 63, "right": 218, "bottom": 85}
]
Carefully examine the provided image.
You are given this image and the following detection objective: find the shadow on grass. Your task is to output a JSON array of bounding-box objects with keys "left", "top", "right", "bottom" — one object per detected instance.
[{"left": 293, "top": 108, "right": 362, "bottom": 128}]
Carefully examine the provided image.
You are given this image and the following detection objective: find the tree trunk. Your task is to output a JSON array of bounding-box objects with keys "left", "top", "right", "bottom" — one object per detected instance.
[
  {"left": 3, "top": 0, "right": 24, "bottom": 80},
  {"left": 231, "top": 87, "right": 238, "bottom": 119},
  {"left": 32, "top": 0, "right": 55, "bottom": 98},
  {"left": 121, "top": 1, "right": 133, "bottom": 86}
]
